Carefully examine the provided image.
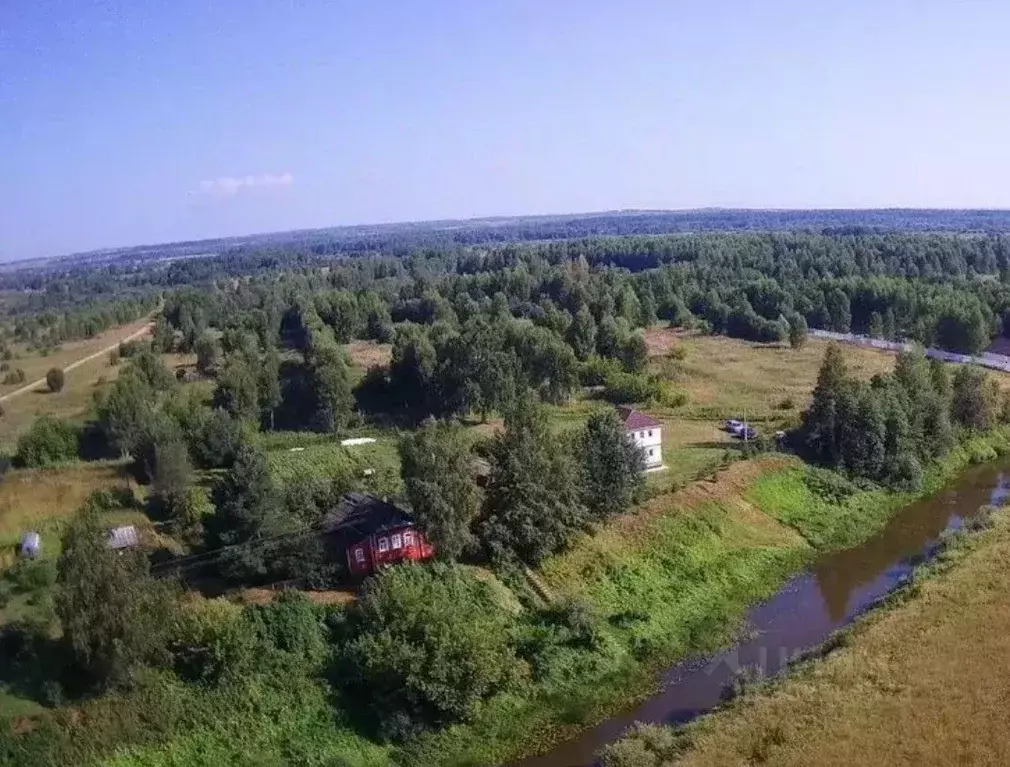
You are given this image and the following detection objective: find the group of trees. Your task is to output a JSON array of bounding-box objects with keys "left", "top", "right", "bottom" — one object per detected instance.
[
  {"left": 799, "top": 343, "right": 1008, "bottom": 487},
  {"left": 401, "top": 400, "right": 645, "bottom": 568}
]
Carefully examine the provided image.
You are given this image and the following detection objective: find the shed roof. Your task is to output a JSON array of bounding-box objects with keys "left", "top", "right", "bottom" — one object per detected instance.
[
  {"left": 617, "top": 406, "right": 663, "bottom": 430},
  {"left": 107, "top": 525, "right": 139, "bottom": 550},
  {"left": 19, "top": 531, "right": 41, "bottom": 555},
  {"left": 321, "top": 492, "right": 415, "bottom": 543}
]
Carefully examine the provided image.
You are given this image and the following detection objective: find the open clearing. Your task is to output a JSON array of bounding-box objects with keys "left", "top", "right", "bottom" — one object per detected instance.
[
  {"left": 0, "top": 462, "right": 145, "bottom": 568},
  {"left": 0, "top": 319, "right": 153, "bottom": 448},
  {"left": 0, "top": 318, "right": 153, "bottom": 399},
  {"left": 675, "top": 510, "right": 1010, "bottom": 767}
]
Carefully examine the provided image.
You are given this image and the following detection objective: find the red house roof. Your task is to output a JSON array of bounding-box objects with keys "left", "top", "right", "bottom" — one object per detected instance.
[{"left": 617, "top": 406, "right": 662, "bottom": 430}]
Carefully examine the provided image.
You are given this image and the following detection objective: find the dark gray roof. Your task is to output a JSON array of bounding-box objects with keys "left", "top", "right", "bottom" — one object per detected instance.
[{"left": 321, "top": 492, "right": 414, "bottom": 543}]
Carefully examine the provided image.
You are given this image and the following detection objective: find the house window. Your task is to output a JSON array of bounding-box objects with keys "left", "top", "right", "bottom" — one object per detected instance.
[
  {"left": 378, "top": 537, "right": 389, "bottom": 553},
  {"left": 648, "top": 448, "right": 654, "bottom": 456},
  {"left": 639, "top": 431, "right": 645, "bottom": 439},
  {"left": 354, "top": 547, "right": 365, "bottom": 564},
  {"left": 403, "top": 531, "right": 415, "bottom": 546},
  {"left": 648, "top": 430, "right": 653, "bottom": 437},
  {"left": 391, "top": 533, "right": 403, "bottom": 550}
]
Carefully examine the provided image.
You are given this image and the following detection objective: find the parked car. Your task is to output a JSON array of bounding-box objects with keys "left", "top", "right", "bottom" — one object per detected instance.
[
  {"left": 724, "top": 419, "right": 743, "bottom": 433},
  {"left": 738, "top": 426, "right": 758, "bottom": 440}
]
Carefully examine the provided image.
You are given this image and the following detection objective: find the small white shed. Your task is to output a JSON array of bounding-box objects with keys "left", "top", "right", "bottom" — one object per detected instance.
[
  {"left": 107, "top": 525, "right": 139, "bottom": 551},
  {"left": 19, "top": 531, "right": 41, "bottom": 558}
]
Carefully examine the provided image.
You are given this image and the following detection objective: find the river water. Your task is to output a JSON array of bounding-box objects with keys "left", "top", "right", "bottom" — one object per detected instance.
[{"left": 512, "top": 461, "right": 1010, "bottom": 767}]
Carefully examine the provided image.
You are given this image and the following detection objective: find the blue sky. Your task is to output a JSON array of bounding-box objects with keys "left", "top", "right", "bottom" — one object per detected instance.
[{"left": 1, "top": 0, "right": 1008, "bottom": 259}]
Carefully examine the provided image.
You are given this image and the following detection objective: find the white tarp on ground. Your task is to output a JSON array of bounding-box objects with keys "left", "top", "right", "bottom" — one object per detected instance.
[
  {"left": 808, "top": 329, "right": 1010, "bottom": 374},
  {"left": 341, "top": 437, "right": 377, "bottom": 447}
]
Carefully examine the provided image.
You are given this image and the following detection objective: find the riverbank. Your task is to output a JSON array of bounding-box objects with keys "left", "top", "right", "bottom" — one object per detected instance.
[
  {"left": 405, "top": 429, "right": 1010, "bottom": 766},
  {"left": 629, "top": 498, "right": 1010, "bottom": 766}
]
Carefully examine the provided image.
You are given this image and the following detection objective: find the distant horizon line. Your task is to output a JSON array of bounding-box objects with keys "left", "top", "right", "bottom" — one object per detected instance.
[{"left": 28, "top": 206, "right": 1010, "bottom": 265}]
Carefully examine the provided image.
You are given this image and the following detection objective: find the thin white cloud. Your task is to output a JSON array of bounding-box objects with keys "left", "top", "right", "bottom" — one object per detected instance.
[{"left": 192, "top": 172, "right": 294, "bottom": 197}]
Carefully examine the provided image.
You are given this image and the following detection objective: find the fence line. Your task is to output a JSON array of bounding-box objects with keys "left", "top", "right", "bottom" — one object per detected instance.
[{"left": 808, "top": 329, "right": 1010, "bottom": 374}]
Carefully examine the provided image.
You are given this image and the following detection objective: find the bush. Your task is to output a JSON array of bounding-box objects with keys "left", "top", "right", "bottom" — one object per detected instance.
[
  {"left": 544, "top": 597, "right": 601, "bottom": 649},
  {"left": 803, "top": 466, "right": 859, "bottom": 504},
  {"left": 777, "top": 397, "right": 795, "bottom": 410},
  {"left": 578, "top": 355, "right": 623, "bottom": 387},
  {"left": 15, "top": 415, "right": 81, "bottom": 467},
  {"left": 337, "top": 563, "right": 524, "bottom": 739},
  {"left": 5, "top": 558, "right": 57, "bottom": 594},
  {"left": 597, "top": 723, "right": 692, "bottom": 767},
  {"left": 170, "top": 597, "right": 256, "bottom": 684},
  {"left": 46, "top": 367, "right": 65, "bottom": 393},
  {"left": 601, "top": 369, "right": 688, "bottom": 408}
]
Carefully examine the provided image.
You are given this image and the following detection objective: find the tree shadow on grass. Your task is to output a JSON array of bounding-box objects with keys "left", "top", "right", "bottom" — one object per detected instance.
[
  {"left": 688, "top": 440, "right": 749, "bottom": 453},
  {"left": 0, "top": 624, "right": 78, "bottom": 708}
]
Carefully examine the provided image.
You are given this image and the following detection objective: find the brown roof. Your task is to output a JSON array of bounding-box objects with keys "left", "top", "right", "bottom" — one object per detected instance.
[{"left": 617, "top": 406, "right": 662, "bottom": 430}]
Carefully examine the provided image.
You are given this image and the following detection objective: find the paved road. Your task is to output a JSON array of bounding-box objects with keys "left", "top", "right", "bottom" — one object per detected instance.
[{"left": 0, "top": 322, "right": 154, "bottom": 403}]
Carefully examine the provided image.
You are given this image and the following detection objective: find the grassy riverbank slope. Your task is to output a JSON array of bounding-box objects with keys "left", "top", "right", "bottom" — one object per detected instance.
[{"left": 654, "top": 505, "right": 1010, "bottom": 767}]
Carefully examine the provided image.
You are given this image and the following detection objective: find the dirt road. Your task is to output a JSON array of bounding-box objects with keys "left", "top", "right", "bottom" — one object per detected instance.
[{"left": 0, "top": 322, "right": 153, "bottom": 403}]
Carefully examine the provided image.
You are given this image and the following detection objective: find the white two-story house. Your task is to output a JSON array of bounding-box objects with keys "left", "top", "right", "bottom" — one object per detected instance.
[{"left": 618, "top": 406, "right": 663, "bottom": 469}]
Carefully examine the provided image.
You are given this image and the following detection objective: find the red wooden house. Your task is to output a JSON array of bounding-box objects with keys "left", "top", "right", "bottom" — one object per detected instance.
[{"left": 322, "top": 492, "right": 434, "bottom": 578}]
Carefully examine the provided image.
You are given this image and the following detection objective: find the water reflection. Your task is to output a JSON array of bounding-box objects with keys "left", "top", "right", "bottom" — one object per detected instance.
[{"left": 814, "top": 470, "right": 1010, "bottom": 621}]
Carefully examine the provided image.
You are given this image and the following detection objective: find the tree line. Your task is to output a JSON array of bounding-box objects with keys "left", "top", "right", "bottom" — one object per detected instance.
[{"left": 798, "top": 343, "right": 1009, "bottom": 487}]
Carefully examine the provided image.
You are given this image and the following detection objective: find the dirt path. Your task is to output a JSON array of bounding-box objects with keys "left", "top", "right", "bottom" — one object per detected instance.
[{"left": 0, "top": 322, "right": 153, "bottom": 403}]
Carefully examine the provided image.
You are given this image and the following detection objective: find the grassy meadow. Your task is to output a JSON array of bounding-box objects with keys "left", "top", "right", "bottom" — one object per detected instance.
[
  {"left": 0, "top": 317, "right": 153, "bottom": 396},
  {"left": 0, "top": 319, "right": 157, "bottom": 449}
]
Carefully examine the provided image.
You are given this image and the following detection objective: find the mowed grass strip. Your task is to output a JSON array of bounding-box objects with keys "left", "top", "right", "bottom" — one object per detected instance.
[{"left": 675, "top": 508, "right": 1010, "bottom": 767}]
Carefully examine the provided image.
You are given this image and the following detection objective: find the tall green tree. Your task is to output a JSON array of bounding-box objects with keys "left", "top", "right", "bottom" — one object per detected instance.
[
  {"left": 620, "top": 332, "right": 649, "bottom": 373},
  {"left": 826, "top": 288, "right": 852, "bottom": 333},
  {"left": 308, "top": 343, "right": 354, "bottom": 432},
  {"left": 205, "top": 440, "right": 292, "bottom": 581},
  {"left": 96, "top": 368, "right": 156, "bottom": 456},
  {"left": 567, "top": 305, "right": 598, "bottom": 360},
  {"left": 800, "top": 343, "right": 850, "bottom": 467},
  {"left": 580, "top": 409, "right": 644, "bottom": 521},
  {"left": 867, "top": 311, "right": 884, "bottom": 339},
  {"left": 389, "top": 324, "right": 437, "bottom": 416},
  {"left": 258, "top": 348, "right": 282, "bottom": 430},
  {"left": 399, "top": 420, "right": 482, "bottom": 561},
  {"left": 478, "top": 395, "right": 586, "bottom": 565},
  {"left": 787, "top": 312, "right": 808, "bottom": 349},
  {"left": 194, "top": 332, "right": 220, "bottom": 375},
  {"left": 56, "top": 497, "right": 174, "bottom": 689},
  {"left": 212, "top": 356, "right": 260, "bottom": 421},
  {"left": 951, "top": 365, "right": 1000, "bottom": 431}
]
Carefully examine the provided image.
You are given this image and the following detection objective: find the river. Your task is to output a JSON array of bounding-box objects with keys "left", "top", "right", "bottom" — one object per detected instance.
[{"left": 511, "top": 460, "right": 1010, "bottom": 767}]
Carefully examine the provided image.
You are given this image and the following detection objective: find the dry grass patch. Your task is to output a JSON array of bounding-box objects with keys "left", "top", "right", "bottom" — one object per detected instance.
[
  {"left": 0, "top": 317, "right": 152, "bottom": 395},
  {"left": 677, "top": 510, "right": 1010, "bottom": 767},
  {"left": 345, "top": 340, "right": 392, "bottom": 369},
  {"left": 0, "top": 462, "right": 140, "bottom": 567},
  {"left": 0, "top": 355, "right": 125, "bottom": 448},
  {"left": 670, "top": 333, "right": 896, "bottom": 417}
]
